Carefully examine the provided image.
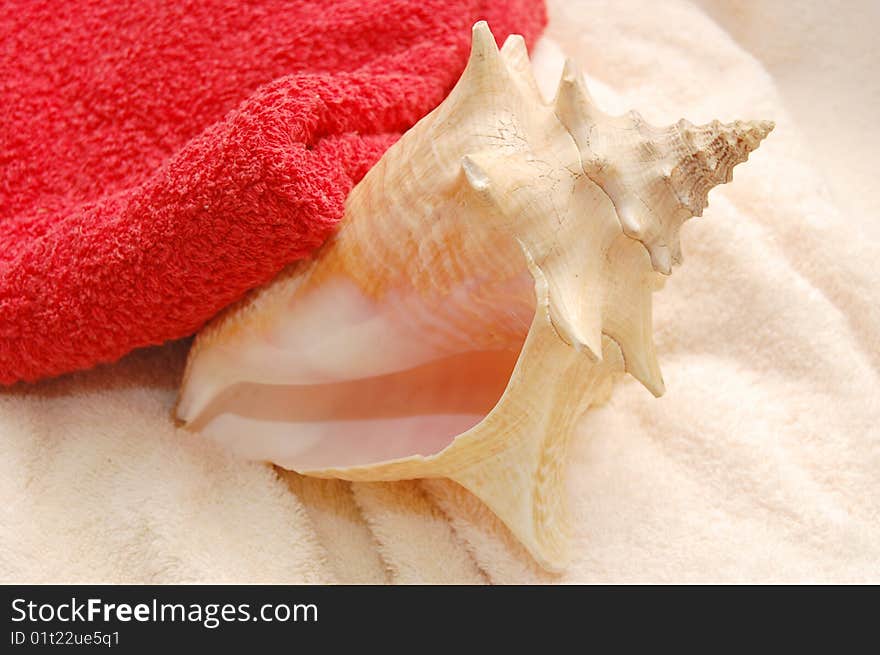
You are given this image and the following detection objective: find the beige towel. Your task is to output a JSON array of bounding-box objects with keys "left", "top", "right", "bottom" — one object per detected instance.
[{"left": 2, "top": 0, "right": 878, "bottom": 584}]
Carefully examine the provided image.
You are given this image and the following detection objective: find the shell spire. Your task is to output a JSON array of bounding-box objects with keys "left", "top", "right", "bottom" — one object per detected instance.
[
  {"left": 672, "top": 118, "right": 775, "bottom": 218},
  {"left": 554, "top": 59, "right": 774, "bottom": 274}
]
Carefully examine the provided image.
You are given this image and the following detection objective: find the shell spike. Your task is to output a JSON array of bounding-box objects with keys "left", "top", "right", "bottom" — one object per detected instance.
[
  {"left": 560, "top": 57, "right": 584, "bottom": 89},
  {"left": 460, "top": 154, "right": 491, "bottom": 193},
  {"left": 500, "top": 33, "right": 543, "bottom": 97},
  {"left": 553, "top": 58, "right": 605, "bottom": 158},
  {"left": 466, "top": 20, "right": 504, "bottom": 73},
  {"left": 442, "top": 20, "right": 510, "bottom": 109},
  {"left": 500, "top": 33, "right": 529, "bottom": 70},
  {"left": 555, "top": 59, "right": 603, "bottom": 124}
]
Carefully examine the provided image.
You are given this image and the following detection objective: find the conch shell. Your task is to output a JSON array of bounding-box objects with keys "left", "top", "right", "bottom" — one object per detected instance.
[{"left": 176, "top": 22, "right": 772, "bottom": 571}]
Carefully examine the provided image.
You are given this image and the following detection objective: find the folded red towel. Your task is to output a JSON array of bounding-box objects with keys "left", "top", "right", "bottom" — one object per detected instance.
[{"left": 0, "top": 0, "right": 545, "bottom": 384}]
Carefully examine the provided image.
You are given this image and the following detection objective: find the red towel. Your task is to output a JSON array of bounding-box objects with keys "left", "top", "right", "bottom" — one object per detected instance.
[{"left": 0, "top": 0, "right": 545, "bottom": 385}]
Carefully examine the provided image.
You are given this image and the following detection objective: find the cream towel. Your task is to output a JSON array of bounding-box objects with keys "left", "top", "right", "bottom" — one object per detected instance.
[{"left": 2, "top": 0, "right": 878, "bottom": 584}]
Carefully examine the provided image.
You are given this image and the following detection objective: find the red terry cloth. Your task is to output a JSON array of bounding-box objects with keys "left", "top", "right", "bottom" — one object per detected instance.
[{"left": 0, "top": 0, "right": 546, "bottom": 385}]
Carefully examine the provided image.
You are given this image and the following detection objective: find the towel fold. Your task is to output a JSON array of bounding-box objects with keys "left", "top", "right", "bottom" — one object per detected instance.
[{"left": 0, "top": 0, "right": 546, "bottom": 384}]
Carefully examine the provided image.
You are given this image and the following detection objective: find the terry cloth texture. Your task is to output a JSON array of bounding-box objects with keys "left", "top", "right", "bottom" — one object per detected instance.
[
  {"left": 1, "top": 0, "right": 878, "bottom": 583},
  {"left": 0, "top": 0, "right": 546, "bottom": 384}
]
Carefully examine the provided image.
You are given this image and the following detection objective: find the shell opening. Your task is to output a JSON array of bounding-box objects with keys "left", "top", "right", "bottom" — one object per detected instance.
[{"left": 182, "top": 239, "right": 538, "bottom": 472}]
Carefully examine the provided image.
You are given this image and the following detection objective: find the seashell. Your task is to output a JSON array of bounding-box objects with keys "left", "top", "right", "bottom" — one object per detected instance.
[{"left": 176, "top": 22, "right": 772, "bottom": 571}]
